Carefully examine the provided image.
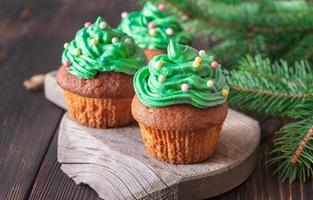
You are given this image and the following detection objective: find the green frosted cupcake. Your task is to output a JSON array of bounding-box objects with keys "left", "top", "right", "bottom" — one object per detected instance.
[
  {"left": 131, "top": 41, "right": 229, "bottom": 164},
  {"left": 118, "top": 2, "right": 192, "bottom": 61},
  {"left": 57, "top": 17, "right": 146, "bottom": 128}
]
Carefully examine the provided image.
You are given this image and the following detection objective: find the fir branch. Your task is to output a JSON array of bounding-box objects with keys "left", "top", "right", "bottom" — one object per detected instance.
[
  {"left": 283, "top": 33, "right": 313, "bottom": 61},
  {"left": 158, "top": 0, "right": 313, "bottom": 33},
  {"left": 269, "top": 117, "right": 313, "bottom": 182},
  {"left": 228, "top": 56, "right": 313, "bottom": 118}
]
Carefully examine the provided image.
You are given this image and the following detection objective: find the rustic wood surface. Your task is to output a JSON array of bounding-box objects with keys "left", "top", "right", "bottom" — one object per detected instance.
[
  {"left": 0, "top": 0, "right": 312, "bottom": 199},
  {"left": 57, "top": 111, "right": 259, "bottom": 200},
  {"left": 45, "top": 71, "right": 260, "bottom": 199}
]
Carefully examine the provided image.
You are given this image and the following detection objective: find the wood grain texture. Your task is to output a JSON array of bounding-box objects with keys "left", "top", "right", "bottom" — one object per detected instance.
[
  {"left": 56, "top": 109, "right": 260, "bottom": 200},
  {"left": 0, "top": 0, "right": 65, "bottom": 199}
]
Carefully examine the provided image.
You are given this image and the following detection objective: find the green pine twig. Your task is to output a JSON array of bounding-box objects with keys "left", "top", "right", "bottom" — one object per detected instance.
[
  {"left": 228, "top": 55, "right": 313, "bottom": 118},
  {"left": 269, "top": 118, "right": 313, "bottom": 182}
]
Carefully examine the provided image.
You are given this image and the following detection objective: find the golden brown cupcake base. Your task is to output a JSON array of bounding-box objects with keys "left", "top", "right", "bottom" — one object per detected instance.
[
  {"left": 139, "top": 123, "right": 223, "bottom": 164},
  {"left": 64, "top": 90, "right": 134, "bottom": 128},
  {"left": 132, "top": 96, "right": 228, "bottom": 164},
  {"left": 144, "top": 49, "right": 166, "bottom": 62}
]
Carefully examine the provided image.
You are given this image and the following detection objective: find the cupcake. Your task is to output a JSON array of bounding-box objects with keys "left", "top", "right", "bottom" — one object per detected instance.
[
  {"left": 118, "top": 2, "right": 191, "bottom": 62},
  {"left": 57, "top": 17, "right": 146, "bottom": 128},
  {"left": 132, "top": 41, "right": 229, "bottom": 164}
]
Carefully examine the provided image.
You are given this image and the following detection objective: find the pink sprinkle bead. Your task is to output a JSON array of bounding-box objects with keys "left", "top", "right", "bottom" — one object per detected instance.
[
  {"left": 84, "top": 22, "right": 91, "bottom": 27},
  {"left": 211, "top": 61, "right": 219, "bottom": 70},
  {"left": 148, "top": 22, "right": 155, "bottom": 29},
  {"left": 158, "top": 4, "right": 165, "bottom": 11},
  {"left": 64, "top": 61, "right": 71, "bottom": 67}
]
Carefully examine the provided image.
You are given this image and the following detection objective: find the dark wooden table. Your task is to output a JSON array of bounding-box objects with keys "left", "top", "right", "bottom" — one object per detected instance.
[{"left": 0, "top": 0, "right": 312, "bottom": 199}]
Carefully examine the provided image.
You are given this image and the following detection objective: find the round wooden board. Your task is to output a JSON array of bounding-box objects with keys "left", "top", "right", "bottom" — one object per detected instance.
[{"left": 57, "top": 110, "right": 260, "bottom": 200}]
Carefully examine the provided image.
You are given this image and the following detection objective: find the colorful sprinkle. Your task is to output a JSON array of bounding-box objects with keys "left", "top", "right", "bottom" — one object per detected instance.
[
  {"left": 158, "top": 75, "right": 166, "bottom": 83},
  {"left": 64, "top": 61, "right": 71, "bottom": 67},
  {"left": 195, "top": 56, "right": 202, "bottom": 63},
  {"left": 199, "top": 50, "right": 206, "bottom": 57},
  {"left": 155, "top": 60, "right": 163, "bottom": 69},
  {"left": 112, "top": 37, "right": 119, "bottom": 44},
  {"left": 211, "top": 61, "right": 219, "bottom": 70},
  {"left": 158, "top": 4, "right": 165, "bottom": 11},
  {"left": 221, "top": 88, "right": 229, "bottom": 97},
  {"left": 192, "top": 56, "right": 201, "bottom": 68},
  {"left": 90, "top": 38, "right": 98, "bottom": 45},
  {"left": 124, "top": 38, "right": 132, "bottom": 44},
  {"left": 148, "top": 22, "right": 155, "bottom": 29},
  {"left": 121, "top": 11, "right": 128, "bottom": 18},
  {"left": 181, "top": 83, "right": 189, "bottom": 92},
  {"left": 84, "top": 21, "right": 91, "bottom": 27},
  {"left": 193, "top": 61, "right": 200, "bottom": 68},
  {"left": 74, "top": 48, "right": 81, "bottom": 56},
  {"left": 63, "top": 43, "right": 69, "bottom": 49},
  {"left": 207, "top": 80, "right": 214, "bottom": 88},
  {"left": 99, "top": 22, "right": 106, "bottom": 29},
  {"left": 149, "top": 29, "right": 157, "bottom": 36},
  {"left": 166, "top": 28, "right": 174, "bottom": 36}
]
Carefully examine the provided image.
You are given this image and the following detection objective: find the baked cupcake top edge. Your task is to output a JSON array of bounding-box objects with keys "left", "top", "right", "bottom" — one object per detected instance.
[
  {"left": 133, "top": 41, "right": 229, "bottom": 109},
  {"left": 117, "top": 2, "right": 192, "bottom": 50},
  {"left": 62, "top": 16, "right": 146, "bottom": 80}
]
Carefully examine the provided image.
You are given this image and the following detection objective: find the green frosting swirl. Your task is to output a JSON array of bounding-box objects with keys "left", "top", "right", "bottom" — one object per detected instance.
[
  {"left": 62, "top": 17, "right": 146, "bottom": 79},
  {"left": 117, "top": 2, "right": 192, "bottom": 50},
  {"left": 134, "top": 41, "right": 229, "bottom": 108}
]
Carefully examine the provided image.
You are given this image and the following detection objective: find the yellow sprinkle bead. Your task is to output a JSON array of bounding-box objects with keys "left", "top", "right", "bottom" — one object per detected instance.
[
  {"left": 195, "top": 56, "right": 201, "bottom": 63},
  {"left": 221, "top": 88, "right": 229, "bottom": 97},
  {"left": 155, "top": 60, "right": 163, "bottom": 69},
  {"left": 74, "top": 48, "right": 81, "bottom": 55},
  {"left": 149, "top": 29, "right": 157, "bottom": 36},
  {"left": 90, "top": 38, "right": 98, "bottom": 45},
  {"left": 193, "top": 61, "right": 201, "bottom": 68}
]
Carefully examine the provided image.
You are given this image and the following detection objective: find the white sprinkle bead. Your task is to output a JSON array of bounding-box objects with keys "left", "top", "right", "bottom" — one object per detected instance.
[
  {"left": 121, "top": 11, "right": 128, "bottom": 18},
  {"left": 99, "top": 22, "right": 106, "bottom": 29},
  {"left": 64, "top": 43, "right": 69, "bottom": 49},
  {"left": 181, "top": 83, "right": 189, "bottom": 92},
  {"left": 112, "top": 37, "right": 119, "bottom": 44},
  {"left": 125, "top": 38, "right": 132, "bottom": 44},
  {"left": 166, "top": 28, "right": 174, "bottom": 36},
  {"left": 199, "top": 50, "right": 206, "bottom": 57},
  {"left": 158, "top": 75, "right": 166, "bottom": 83},
  {"left": 207, "top": 80, "right": 214, "bottom": 88}
]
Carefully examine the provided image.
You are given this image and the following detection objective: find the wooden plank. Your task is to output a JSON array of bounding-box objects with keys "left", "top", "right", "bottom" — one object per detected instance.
[
  {"left": 29, "top": 128, "right": 313, "bottom": 200},
  {"left": 0, "top": 0, "right": 139, "bottom": 199},
  {"left": 57, "top": 110, "right": 260, "bottom": 200},
  {"left": 28, "top": 133, "right": 102, "bottom": 200},
  {"left": 0, "top": 0, "right": 65, "bottom": 199}
]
